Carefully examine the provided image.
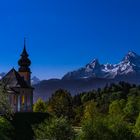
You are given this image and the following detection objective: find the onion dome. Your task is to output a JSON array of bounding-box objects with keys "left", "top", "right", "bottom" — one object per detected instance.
[{"left": 18, "top": 39, "right": 31, "bottom": 72}]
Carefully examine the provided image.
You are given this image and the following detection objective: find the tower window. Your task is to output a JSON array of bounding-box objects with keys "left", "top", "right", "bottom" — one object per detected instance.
[
  {"left": 22, "top": 95, "right": 25, "bottom": 105},
  {"left": 14, "top": 95, "right": 16, "bottom": 105}
]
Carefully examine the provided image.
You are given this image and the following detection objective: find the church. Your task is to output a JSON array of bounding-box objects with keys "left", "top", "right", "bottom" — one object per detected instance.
[{"left": 1, "top": 40, "right": 34, "bottom": 112}]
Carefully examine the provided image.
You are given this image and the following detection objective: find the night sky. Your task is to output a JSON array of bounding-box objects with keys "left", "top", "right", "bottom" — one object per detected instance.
[{"left": 0, "top": 0, "right": 140, "bottom": 79}]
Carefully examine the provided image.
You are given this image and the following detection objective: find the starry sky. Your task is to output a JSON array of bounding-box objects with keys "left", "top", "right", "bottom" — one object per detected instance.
[{"left": 0, "top": 0, "right": 140, "bottom": 79}]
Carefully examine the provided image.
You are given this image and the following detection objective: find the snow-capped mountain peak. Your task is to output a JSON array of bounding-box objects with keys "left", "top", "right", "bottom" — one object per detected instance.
[
  {"left": 89, "top": 59, "right": 100, "bottom": 65},
  {"left": 62, "top": 51, "right": 140, "bottom": 80},
  {"left": 86, "top": 59, "right": 100, "bottom": 70},
  {"left": 123, "top": 51, "right": 140, "bottom": 63},
  {"left": 31, "top": 76, "right": 40, "bottom": 85},
  {"left": 127, "top": 51, "right": 137, "bottom": 57}
]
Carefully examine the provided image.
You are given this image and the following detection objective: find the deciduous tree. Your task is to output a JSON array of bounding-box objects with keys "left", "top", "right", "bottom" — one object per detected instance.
[{"left": 33, "top": 98, "right": 47, "bottom": 112}]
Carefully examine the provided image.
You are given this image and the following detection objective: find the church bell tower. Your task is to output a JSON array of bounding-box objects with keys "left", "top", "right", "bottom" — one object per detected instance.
[{"left": 18, "top": 39, "right": 31, "bottom": 85}]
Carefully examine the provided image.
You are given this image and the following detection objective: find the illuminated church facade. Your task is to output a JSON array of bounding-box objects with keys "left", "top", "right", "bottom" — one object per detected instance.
[{"left": 1, "top": 40, "right": 34, "bottom": 112}]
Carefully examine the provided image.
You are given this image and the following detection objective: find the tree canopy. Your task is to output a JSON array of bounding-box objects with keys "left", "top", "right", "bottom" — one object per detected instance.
[
  {"left": 33, "top": 98, "right": 47, "bottom": 113},
  {"left": 33, "top": 82, "right": 140, "bottom": 139},
  {"left": 47, "top": 89, "right": 73, "bottom": 119}
]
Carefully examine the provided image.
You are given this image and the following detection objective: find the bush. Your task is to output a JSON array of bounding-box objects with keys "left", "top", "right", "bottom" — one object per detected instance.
[
  {"left": 11, "top": 112, "right": 50, "bottom": 140},
  {"left": 33, "top": 117, "right": 75, "bottom": 140},
  {"left": 133, "top": 113, "right": 140, "bottom": 138},
  {"left": 0, "top": 117, "right": 14, "bottom": 140},
  {"left": 78, "top": 116, "right": 112, "bottom": 140},
  {"left": 78, "top": 115, "right": 136, "bottom": 140}
]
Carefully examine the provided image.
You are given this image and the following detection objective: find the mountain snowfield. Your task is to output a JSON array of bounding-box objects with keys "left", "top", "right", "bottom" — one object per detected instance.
[{"left": 62, "top": 51, "right": 140, "bottom": 80}]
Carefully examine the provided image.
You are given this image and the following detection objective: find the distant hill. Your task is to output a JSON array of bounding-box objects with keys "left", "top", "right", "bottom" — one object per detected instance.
[
  {"left": 33, "top": 51, "right": 140, "bottom": 102},
  {"left": 33, "top": 78, "right": 116, "bottom": 102}
]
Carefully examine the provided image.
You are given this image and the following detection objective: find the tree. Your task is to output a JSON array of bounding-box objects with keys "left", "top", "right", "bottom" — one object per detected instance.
[
  {"left": 133, "top": 113, "right": 140, "bottom": 138},
  {"left": 78, "top": 98, "right": 136, "bottom": 140},
  {"left": 0, "top": 117, "right": 14, "bottom": 140},
  {"left": 124, "top": 96, "right": 140, "bottom": 122},
  {"left": 33, "top": 98, "right": 47, "bottom": 112},
  {"left": 72, "top": 94, "right": 82, "bottom": 107},
  {"left": 107, "top": 114, "right": 136, "bottom": 140},
  {"left": 33, "top": 117, "right": 75, "bottom": 140},
  {"left": 81, "top": 91, "right": 96, "bottom": 104},
  {"left": 73, "top": 106, "right": 83, "bottom": 125},
  {"left": 109, "top": 99, "right": 125, "bottom": 116},
  {"left": 47, "top": 89, "right": 73, "bottom": 119},
  {"left": 83, "top": 100, "right": 98, "bottom": 120},
  {"left": 78, "top": 116, "right": 112, "bottom": 140},
  {"left": 0, "top": 83, "right": 13, "bottom": 117},
  {"left": 79, "top": 114, "right": 136, "bottom": 140},
  {"left": 78, "top": 100, "right": 112, "bottom": 140}
]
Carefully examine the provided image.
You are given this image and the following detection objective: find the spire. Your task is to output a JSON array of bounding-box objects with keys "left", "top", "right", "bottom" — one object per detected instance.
[
  {"left": 24, "top": 37, "right": 26, "bottom": 47},
  {"left": 18, "top": 39, "right": 31, "bottom": 72},
  {"left": 21, "top": 38, "right": 29, "bottom": 57}
]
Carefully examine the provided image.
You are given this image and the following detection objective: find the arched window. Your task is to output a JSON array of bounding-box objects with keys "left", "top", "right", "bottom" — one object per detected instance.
[
  {"left": 28, "top": 95, "right": 30, "bottom": 102},
  {"left": 22, "top": 95, "right": 25, "bottom": 105},
  {"left": 14, "top": 95, "right": 16, "bottom": 105}
]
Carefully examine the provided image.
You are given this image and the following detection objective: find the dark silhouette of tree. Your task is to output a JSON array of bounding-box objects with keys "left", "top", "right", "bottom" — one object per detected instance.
[{"left": 47, "top": 89, "right": 74, "bottom": 120}]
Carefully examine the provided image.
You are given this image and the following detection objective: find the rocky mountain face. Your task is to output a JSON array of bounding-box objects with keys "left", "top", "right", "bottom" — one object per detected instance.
[
  {"left": 31, "top": 76, "right": 40, "bottom": 85},
  {"left": 33, "top": 51, "right": 140, "bottom": 101},
  {"left": 62, "top": 51, "right": 140, "bottom": 81}
]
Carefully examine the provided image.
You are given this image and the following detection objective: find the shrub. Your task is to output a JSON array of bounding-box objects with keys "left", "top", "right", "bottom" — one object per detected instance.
[
  {"left": 33, "top": 117, "right": 75, "bottom": 140},
  {"left": 133, "top": 113, "right": 140, "bottom": 138},
  {"left": 78, "top": 116, "right": 112, "bottom": 140},
  {"left": 0, "top": 117, "right": 14, "bottom": 140}
]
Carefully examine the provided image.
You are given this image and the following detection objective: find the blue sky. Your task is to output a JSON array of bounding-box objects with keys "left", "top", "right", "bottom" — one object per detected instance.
[{"left": 0, "top": 0, "right": 140, "bottom": 79}]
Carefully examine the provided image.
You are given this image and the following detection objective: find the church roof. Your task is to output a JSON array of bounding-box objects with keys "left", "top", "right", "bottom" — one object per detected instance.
[{"left": 1, "top": 68, "right": 30, "bottom": 89}]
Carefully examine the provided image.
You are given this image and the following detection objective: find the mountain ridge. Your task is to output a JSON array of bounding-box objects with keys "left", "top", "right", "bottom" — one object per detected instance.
[
  {"left": 33, "top": 51, "right": 140, "bottom": 101},
  {"left": 62, "top": 51, "right": 140, "bottom": 80}
]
